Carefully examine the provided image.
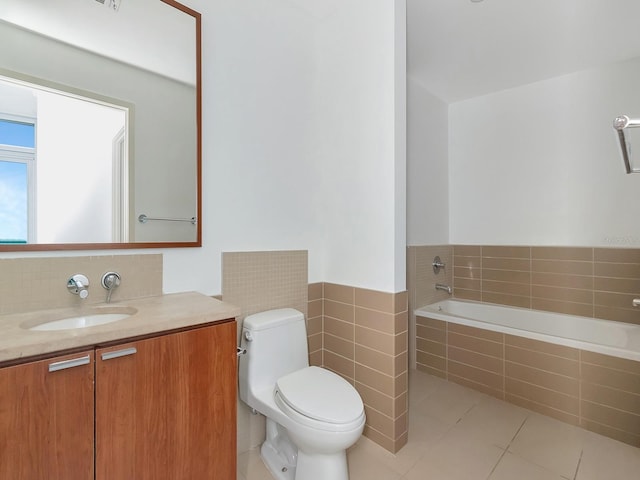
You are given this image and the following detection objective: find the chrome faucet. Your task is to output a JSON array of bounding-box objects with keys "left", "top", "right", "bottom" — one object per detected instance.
[
  {"left": 435, "top": 283, "right": 452, "bottom": 295},
  {"left": 67, "top": 274, "right": 90, "bottom": 299},
  {"left": 101, "top": 271, "right": 121, "bottom": 303}
]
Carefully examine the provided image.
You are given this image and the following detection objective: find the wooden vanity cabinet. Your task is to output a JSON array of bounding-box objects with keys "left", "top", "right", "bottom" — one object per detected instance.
[
  {"left": 0, "top": 350, "right": 95, "bottom": 480},
  {"left": 95, "top": 321, "right": 237, "bottom": 480},
  {"left": 0, "top": 320, "right": 236, "bottom": 480}
]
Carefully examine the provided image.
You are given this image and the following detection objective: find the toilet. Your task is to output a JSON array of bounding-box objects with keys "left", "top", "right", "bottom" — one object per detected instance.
[{"left": 238, "top": 308, "right": 365, "bottom": 480}]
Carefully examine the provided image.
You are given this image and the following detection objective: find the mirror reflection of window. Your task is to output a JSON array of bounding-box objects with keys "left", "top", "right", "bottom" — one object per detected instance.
[
  {"left": 0, "top": 77, "right": 128, "bottom": 244},
  {"left": 0, "top": 118, "right": 35, "bottom": 244}
]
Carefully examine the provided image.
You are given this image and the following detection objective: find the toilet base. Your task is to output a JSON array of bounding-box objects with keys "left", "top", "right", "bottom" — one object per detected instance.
[
  {"left": 259, "top": 417, "right": 351, "bottom": 480},
  {"left": 260, "top": 419, "right": 297, "bottom": 480}
]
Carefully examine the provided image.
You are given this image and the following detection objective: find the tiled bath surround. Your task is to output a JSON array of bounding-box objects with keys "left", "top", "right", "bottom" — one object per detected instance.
[
  {"left": 407, "top": 245, "right": 453, "bottom": 368},
  {"left": 453, "top": 245, "right": 640, "bottom": 325},
  {"left": 0, "top": 254, "right": 163, "bottom": 314},
  {"left": 408, "top": 245, "right": 640, "bottom": 448}
]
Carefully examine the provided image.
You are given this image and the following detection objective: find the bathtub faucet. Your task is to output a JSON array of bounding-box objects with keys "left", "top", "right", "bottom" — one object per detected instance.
[{"left": 435, "top": 283, "right": 452, "bottom": 295}]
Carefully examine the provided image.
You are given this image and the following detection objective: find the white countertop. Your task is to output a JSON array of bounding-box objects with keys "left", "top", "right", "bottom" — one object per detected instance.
[{"left": 0, "top": 292, "right": 240, "bottom": 363}]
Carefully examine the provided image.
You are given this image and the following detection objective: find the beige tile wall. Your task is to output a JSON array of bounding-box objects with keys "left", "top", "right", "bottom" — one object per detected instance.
[
  {"left": 415, "top": 315, "right": 640, "bottom": 447},
  {"left": 320, "top": 283, "right": 408, "bottom": 453},
  {"left": 222, "top": 250, "right": 308, "bottom": 323},
  {"left": 308, "top": 283, "right": 323, "bottom": 367},
  {"left": 221, "top": 250, "right": 309, "bottom": 456},
  {"left": 505, "top": 335, "right": 581, "bottom": 427},
  {"left": 407, "top": 245, "right": 453, "bottom": 369},
  {"left": 453, "top": 245, "right": 640, "bottom": 325},
  {"left": 0, "top": 254, "right": 162, "bottom": 314}
]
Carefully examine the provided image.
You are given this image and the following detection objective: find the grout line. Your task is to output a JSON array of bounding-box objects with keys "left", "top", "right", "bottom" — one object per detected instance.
[
  {"left": 506, "top": 415, "right": 528, "bottom": 450},
  {"left": 572, "top": 449, "right": 584, "bottom": 480},
  {"left": 455, "top": 402, "right": 478, "bottom": 425},
  {"left": 485, "top": 447, "right": 509, "bottom": 480}
]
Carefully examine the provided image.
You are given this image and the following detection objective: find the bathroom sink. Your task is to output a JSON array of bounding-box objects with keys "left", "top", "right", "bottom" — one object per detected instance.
[{"left": 28, "top": 307, "right": 137, "bottom": 331}]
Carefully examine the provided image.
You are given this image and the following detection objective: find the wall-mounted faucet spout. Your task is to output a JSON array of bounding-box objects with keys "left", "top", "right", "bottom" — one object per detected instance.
[
  {"left": 435, "top": 283, "right": 452, "bottom": 295},
  {"left": 67, "top": 274, "right": 90, "bottom": 299}
]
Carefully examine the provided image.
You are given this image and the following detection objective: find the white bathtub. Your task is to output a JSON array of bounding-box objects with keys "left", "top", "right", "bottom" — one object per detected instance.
[{"left": 415, "top": 299, "right": 640, "bottom": 362}]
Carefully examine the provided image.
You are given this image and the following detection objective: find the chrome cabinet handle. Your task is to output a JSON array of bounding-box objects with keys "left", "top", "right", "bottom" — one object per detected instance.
[
  {"left": 48, "top": 355, "right": 91, "bottom": 372},
  {"left": 101, "top": 347, "right": 137, "bottom": 361}
]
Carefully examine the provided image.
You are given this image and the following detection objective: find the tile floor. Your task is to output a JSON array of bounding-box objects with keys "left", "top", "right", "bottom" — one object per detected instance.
[{"left": 237, "top": 369, "right": 640, "bottom": 480}]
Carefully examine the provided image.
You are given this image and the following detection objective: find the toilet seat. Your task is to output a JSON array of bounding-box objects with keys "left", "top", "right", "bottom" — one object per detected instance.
[{"left": 275, "top": 366, "right": 365, "bottom": 431}]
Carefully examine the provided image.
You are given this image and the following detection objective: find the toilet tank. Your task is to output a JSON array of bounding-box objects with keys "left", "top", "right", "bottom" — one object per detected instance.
[{"left": 239, "top": 308, "right": 309, "bottom": 404}]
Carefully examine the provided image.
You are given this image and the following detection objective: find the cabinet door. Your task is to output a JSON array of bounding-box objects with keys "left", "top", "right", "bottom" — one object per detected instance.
[
  {"left": 96, "top": 321, "right": 237, "bottom": 480},
  {"left": 0, "top": 350, "right": 95, "bottom": 480}
]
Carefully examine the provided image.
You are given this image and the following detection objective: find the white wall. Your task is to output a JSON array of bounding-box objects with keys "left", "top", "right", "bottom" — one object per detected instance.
[
  {"left": 312, "top": 0, "right": 406, "bottom": 292},
  {"left": 0, "top": 0, "right": 407, "bottom": 296},
  {"left": 407, "top": 77, "right": 449, "bottom": 245},
  {"left": 449, "top": 56, "right": 640, "bottom": 247},
  {"left": 173, "top": 0, "right": 407, "bottom": 293}
]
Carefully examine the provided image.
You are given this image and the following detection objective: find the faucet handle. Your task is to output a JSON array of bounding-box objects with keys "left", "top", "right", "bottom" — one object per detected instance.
[
  {"left": 101, "top": 272, "right": 121, "bottom": 303},
  {"left": 101, "top": 271, "right": 121, "bottom": 290},
  {"left": 67, "top": 274, "right": 90, "bottom": 299},
  {"left": 432, "top": 256, "right": 446, "bottom": 274}
]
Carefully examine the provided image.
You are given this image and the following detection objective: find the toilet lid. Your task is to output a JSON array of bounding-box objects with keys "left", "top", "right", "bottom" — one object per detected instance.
[{"left": 275, "top": 366, "right": 364, "bottom": 424}]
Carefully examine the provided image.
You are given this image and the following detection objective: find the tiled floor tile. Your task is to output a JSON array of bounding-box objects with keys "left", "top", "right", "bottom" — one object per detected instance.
[
  {"left": 349, "top": 435, "right": 425, "bottom": 477},
  {"left": 412, "top": 379, "right": 485, "bottom": 425},
  {"left": 576, "top": 430, "right": 640, "bottom": 480},
  {"left": 407, "top": 411, "right": 452, "bottom": 446},
  {"left": 402, "top": 461, "right": 476, "bottom": 480},
  {"left": 453, "top": 395, "right": 529, "bottom": 448},
  {"left": 404, "top": 426, "right": 505, "bottom": 480},
  {"left": 408, "top": 368, "right": 448, "bottom": 406},
  {"left": 489, "top": 452, "right": 566, "bottom": 480},
  {"left": 237, "top": 448, "right": 273, "bottom": 480},
  {"left": 347, "top": 438, "right": 403, "bottom": 480},
  {"left": 508, "top": 413, "right": 585, "bottom": 479}
]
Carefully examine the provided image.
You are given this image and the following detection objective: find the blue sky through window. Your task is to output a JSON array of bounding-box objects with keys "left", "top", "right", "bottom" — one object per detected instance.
[
  {"left": 0, "top": 119, "right": 34, "bottom": 243},
  {"left": 0, "top": 161, "right": 28, "bottom": 242},
  {"left": 0, "top": 119, "right": 35, "bottom": 148}
]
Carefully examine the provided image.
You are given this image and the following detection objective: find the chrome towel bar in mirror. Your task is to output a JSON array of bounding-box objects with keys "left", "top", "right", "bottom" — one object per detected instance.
[{"left": 138, "top": 214, "right": 197, "bottom": 225}]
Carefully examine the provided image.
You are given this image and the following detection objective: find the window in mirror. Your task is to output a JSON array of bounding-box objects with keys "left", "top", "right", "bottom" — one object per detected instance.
[
  {"left": 0, "top": 76, "right": 128, "bottom": 244},
  {"left": 0, "top": 118, "right": 35, "bottom": 147},
  {"left": 0, "top": 118, "right": 35, "bottom": 244},
  {"left": 0, "top": 158, "right": 30, "bottom": 244}
]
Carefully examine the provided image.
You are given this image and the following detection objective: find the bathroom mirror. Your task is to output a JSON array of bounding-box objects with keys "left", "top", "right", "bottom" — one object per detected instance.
[{"left": 0, "top": 0, "right": 201, "bottom": 251}]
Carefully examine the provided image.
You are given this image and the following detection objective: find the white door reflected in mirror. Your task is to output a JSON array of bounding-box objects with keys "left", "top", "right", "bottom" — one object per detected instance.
[{"left": 0, "top": 77, "right": 128, "bottom": 244}]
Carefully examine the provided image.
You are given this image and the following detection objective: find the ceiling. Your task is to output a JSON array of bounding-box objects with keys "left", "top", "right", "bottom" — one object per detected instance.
[
  {"left": 407, "top": 0, "right": 640, "bottom": 103},
  {"left": 0, "top": 0, "right": 195, "bottom": 85}
]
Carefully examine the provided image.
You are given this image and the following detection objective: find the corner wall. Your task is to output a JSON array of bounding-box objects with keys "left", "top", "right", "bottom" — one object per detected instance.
[
  {"left": 407, "top": 79, "right": 449, "bottom": 246},
  {"left": 317, "top": 282, "right": 409, "bottom": 453}
]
